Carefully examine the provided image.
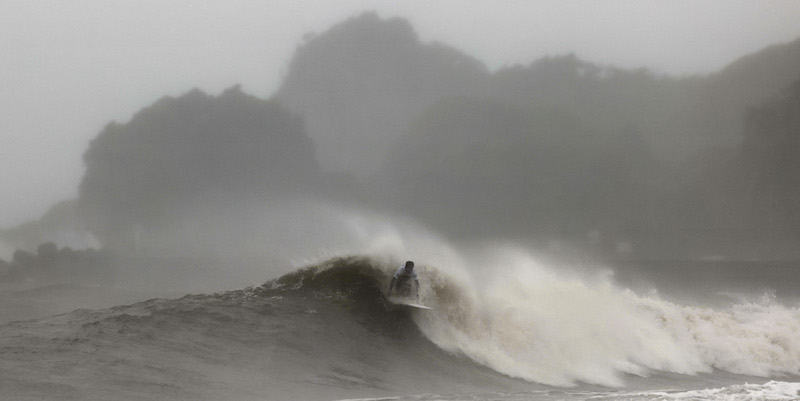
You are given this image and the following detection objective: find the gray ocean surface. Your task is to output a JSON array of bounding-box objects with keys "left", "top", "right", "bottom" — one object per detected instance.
[{"left": 1, "top": 256, "right": 798, "bottom": 401}]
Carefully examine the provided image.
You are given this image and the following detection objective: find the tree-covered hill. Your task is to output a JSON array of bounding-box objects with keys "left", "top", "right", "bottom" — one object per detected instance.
[
  {"left": 275, "top": 12, "right": 490, "bottom": 176},
  {"left": 78, "top": 86, "right": 321, "bottom": 250},
  {"left": 8, "top": 13, "right": 799, "bottom": 262},
  {"left": 375, "top": 96, "right": 656, "bottom": 242}
]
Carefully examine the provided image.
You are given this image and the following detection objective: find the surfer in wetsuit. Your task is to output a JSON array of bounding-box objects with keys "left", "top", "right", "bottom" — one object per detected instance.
[{"left": 389, "top": 261, "right": 419, "bottom": 298}]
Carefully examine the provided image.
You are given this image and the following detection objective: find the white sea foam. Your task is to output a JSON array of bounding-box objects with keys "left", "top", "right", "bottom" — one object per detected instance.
[
  {"left": 326, "top": 215, "right": 800, "bottom": 388},
  {"left": 335, "top": 381, "right": 800, "bottom": 400},
  {"left": 643, "top": 381, "right": 800, "bottom": 401},
  {"left": 406, "top": 245, "right": 800, "bottom": 387}
]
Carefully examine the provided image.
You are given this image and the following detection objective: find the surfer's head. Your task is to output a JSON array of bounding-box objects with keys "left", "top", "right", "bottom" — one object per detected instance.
[{"left": 404, "top": 261, "right": 414, "bottom": 270}]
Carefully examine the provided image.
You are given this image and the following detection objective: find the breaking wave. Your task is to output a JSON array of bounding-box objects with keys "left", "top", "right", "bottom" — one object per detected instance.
[
  {"left": 393, "top": 247, "right": 800, "bottom": 387},
  {"left": 2, "top": 251, "right": 799, "bottom": 400},
  {"left": 253, "top": 252, "right": 800, "bottom": 388}
]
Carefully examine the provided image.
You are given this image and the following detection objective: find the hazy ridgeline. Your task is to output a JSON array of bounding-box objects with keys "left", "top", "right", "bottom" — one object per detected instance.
[{"left": 2, "top": 12, "right": 800, "bottom": 276}]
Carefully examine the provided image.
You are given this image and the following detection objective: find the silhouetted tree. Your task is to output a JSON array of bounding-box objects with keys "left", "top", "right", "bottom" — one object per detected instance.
[{"left": 79, "top": 87, "right": 320, "bottom": 249}]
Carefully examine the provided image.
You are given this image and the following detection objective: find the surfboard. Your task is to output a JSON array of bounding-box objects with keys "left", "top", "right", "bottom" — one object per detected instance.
[{"left": 388, "top": 296, "right": 433, "bottom": 310}]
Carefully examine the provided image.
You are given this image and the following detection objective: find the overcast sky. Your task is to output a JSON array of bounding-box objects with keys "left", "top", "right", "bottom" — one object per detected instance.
[{"left": 2, "top": 0, "right": 800, "bottom": 228}]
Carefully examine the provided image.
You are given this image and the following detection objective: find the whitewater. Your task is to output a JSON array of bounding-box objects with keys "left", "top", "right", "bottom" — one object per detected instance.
[
  {"left": 414, "top": 248, "right": 800, "bottom": 387},
  {"left": 1, "top": 216, "right": 799, "bottom": 400}
]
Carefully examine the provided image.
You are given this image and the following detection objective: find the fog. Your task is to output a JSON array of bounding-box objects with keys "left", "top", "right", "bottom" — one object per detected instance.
[
  {"left": 3, "top": 1, "right": 800, "bottom": 228},
  {"left": 4, "top": 7, "right": 800, "bottom": 399},
  {"left": 2, "top": 1, "right": 800, "bottom": 314}
]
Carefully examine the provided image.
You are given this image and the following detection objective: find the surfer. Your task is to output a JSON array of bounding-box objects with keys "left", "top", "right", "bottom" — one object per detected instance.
[{"left": 389, "top": 261, "right": 419, "bottom": 298}]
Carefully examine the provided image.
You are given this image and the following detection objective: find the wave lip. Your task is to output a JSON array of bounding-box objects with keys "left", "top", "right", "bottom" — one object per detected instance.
[
  {"left": 271, "top": 254, "right": 800, "bottom": 388},
  {"left": 0, "top": 256, "right": 541, "bottom": 400},
  {"left": 400, "top": 250, "right": 800, "bottom": 387},
  {"left": 3, "top": 254, "right": 799, "bottom": 400}
]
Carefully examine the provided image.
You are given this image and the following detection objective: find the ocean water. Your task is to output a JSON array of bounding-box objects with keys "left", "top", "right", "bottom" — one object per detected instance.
[{"left": 1, "top": 253, "right": 799, "bottom": 401}]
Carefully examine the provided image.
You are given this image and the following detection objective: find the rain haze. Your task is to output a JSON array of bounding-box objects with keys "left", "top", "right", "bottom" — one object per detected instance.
[
  {"left": 3, "top": 0, "right": 800, "bottom": 227},
  {"left": 3, "top": 2, "right": 800, "bottom": 400}
]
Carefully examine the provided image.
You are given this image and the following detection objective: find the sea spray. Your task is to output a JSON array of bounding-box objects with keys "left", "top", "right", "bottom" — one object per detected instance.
[
  {"left": 409, "top": 246, "right": 800, "bottom": 387},
  {"left": 291, "top": 214, "right": 800, "bottom": 387}
]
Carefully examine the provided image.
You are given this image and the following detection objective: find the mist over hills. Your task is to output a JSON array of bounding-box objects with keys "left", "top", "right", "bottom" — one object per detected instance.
[
  {"left": 276, "top": 13, "right": 489, "bottom": 176},
  {"left": 277, "top": 13, "right": 800, "bottom": 172},
  {"left": 375, "top": 96, "right": 655, "bottom": 243},
  {"left": 3, "top": 12, "right": 800, "bottom": 276},
  {"left": 277, "top": 12, "right": 800, "bottom": 259},
  {"left": 703, "top": 38, "right": 800, "bottom": 140},
  {"left": 78, "top": 87, "right": 324, "bottom": 251},
  {"left": 733, "top": 79, "right": 800, "bottom": 237}
]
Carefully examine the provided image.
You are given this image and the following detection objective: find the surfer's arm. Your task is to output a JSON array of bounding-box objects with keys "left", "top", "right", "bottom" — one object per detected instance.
[
  {"left": 388, "top": 277, "right": 397, "bottom": 293},
  {"left": 414, "top": 278, "right": 420, "bottom": 298}
]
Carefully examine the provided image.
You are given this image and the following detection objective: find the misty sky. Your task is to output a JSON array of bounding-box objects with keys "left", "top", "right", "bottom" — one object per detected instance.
[{"left": 3, "top": 0, "right": 800, "bottom": 228}]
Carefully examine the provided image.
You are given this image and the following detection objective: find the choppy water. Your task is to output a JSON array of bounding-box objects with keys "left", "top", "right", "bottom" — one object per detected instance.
[{"left": 1, "top": 255, "right": 798, "bottom": 400}]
